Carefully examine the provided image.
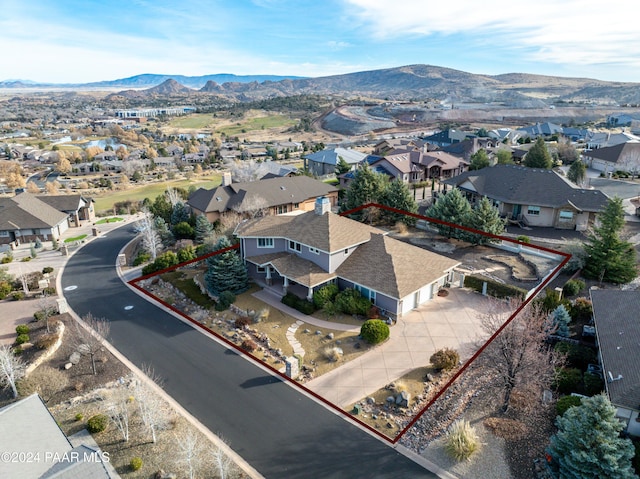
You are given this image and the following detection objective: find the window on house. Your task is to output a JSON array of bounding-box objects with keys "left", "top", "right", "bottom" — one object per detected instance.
[
  {"left": 257, "top": 266, "right": 266, "bottom": 273},
  {"left": 294, "top": 203, "right": 299, "bottom": 209},
  {"left": 344, "top": 248, "right": 349, "bottom": 255},
  {"left": 559, "top": 210, "right": 574, "bottom": 220},
  {"left": 277, "top": 205, "right": 288, "bottom": 214},
  {"left": 257, "top": 238, "right": 274, "bottom": 248},
  {"left": 309, "top": 246, "right": 320, "bottom": 255},
  {"left": 289, "top": 240, "right": 301, "bottom": 252},
  {"left": 0, "top": 231, "right": 8, "bottom": 237},
  {"left": 527, "top": 206, "right": 541, "bottom": 216}
]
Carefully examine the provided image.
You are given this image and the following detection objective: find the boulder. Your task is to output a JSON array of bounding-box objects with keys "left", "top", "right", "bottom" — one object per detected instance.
[
  {"left": 69, "top": 352, "right": 81, "bottom": 365},
  {"left": 326, "top": 332, "right": 334, "bottom": 340},
  {"left": 396, "top": 391, "right": 411, "bottom": 408}
]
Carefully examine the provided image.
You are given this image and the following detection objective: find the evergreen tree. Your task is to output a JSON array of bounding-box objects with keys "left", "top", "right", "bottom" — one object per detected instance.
[
  {"left": 340, "top": 163, "right": 388, "bottom": 221},
  {"left": 524, "top": 137, "right": 553, "bottom": 169},
  {"left": 496, "top": 149, "right": 514, "bottom": 165},
  {"left": 194, "top": 214, "right": 214, "bottom": 244},
  {"left": 153, "top": 216, "right": 174, "bottom": 247},
  {"left": 335, "top": 157, "right": 352, "bottom": 176},
  {"left": 465, "top": 197, "right": 505, "bottom": 244},
  {"left": 550, "top": 304, "right": 571, "bottom": 337},
  {"left": 469, "top": 149, "right": 491, "bottom": 170},
  {"left": 149, "top": 194, "right": 173, "bottom": 224},
  {"left": 567, "top": 159, "right": 587, "bottom": 186},
  {"left": 204, "top": 237, "right": 248, "bottom": 297},
  {"left": 548, "top": 394, "right": 638, "bottom": 479},
  {"left": 379, "top": 179, "right": 418, "bottom": 226},
  {"left": 170, "top": 201, "right": 190, "bottom": 226},
  {"left": 584, "top": 197, "right": 637, "bottom": 284},
  {"left": 426, "top": 188, "right": 472, "bottom": 239}
]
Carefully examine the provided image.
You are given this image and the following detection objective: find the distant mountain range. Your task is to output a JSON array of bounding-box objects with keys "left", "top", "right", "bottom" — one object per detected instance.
[{"left": 3, "top": 65, "right": 640, "bottom": 105}]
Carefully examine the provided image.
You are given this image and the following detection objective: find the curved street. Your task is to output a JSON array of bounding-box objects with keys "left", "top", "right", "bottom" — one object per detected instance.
[{"left": 60, "top": 225, "right": 437, "bottom": 478}]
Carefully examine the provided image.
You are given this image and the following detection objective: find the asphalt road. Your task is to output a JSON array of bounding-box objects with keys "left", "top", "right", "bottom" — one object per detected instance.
[{"left": 60, "top": 226, "right": 437, "bottom": 479}]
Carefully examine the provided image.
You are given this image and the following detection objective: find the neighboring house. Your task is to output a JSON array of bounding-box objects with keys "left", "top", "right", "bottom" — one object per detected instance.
[
  {"left": 443, "top": 164, "right": 609, "bottom": 230},
  {"left": 372, "top": 138, "right": 427, "bottom": 156},
  {"left": 303, "top": 147, "right": 368, "bottom": 176},
  {"left": 562, "top": 127, "right": 590, "bottom": 142},
  {"left": 235, "top": 197, "right": 460, "bottom": 318},
  {"left": 414, "top": 150, "right": 469, "bottom": 180},
  {"left": 517, "top": 122, "right": 563, "bottom": 139},
  {"left": 582, "top": 141, "right": 640, "bottom": 175},
  {"left": 93, "top": 151, "right": 118, "bottom": 162},
  {"left": 38, "top": 194, "right": 95, "bottom": 227},
  {"left": 422, "top": 129, "right": 469, "bottom": 147},
  {"left": 369, "top": 150, "right": 424, "bottom": 184},
  {"left": 488, "top": 127, "right": 521, "bottom": 144},
  {"left": 187, "top": 175, "right": 339, "bottom": 222},
  {"left": 0, "top": 394, "right": 116, "bottom": 478},
  {"left": 585, "top": 131, "right": 640, "bottom": 150},
  {"left": 258, "top": 160, "right": 298, "bottom": 179},
  {"left": 591, "top": 290, "right": 640, "bottom": 436},
  {"left": 0, "top": 191, "right": 69, "bottom": 245}
]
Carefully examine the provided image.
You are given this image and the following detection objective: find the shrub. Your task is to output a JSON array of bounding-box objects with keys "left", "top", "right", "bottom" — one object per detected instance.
[
  {"left": 430, "top": 348, "right": 460, "bottom": 371},
  {"left": 254, "top": 308, "right": 270, "bottom": 323},
  {"left": 0, "top": 281, "right": 11, "bottom": 299},
  {"left": 334, "top": 288, "right": 371, "bottom": 316},
  {"left": 87, "top": 414, "right": 109, "bottom": 433},
  {"left": 554, "top": 367, "right": 583, "bottom": 394},
  {"left": 130, "top": 457, "right": 143, "bottom": 471},
  {"left": 368, "top": 305, "right": 380, "bottom": 319},
  {"left": 583, "top": 372, "right": 604, "bottom": 396},
  {"left": 556, "top": 395, "right": 582, "bottom": 416},
  {"left": 241, "top": 339, "right": 257, "bottom": 352},
  {"left": 313, "top": 283, "right": 339, "bottom": 309},
  {"left": 12, "top": 291, "right": 25, "bottom": 301},
  {"left": 141, "top": 251, "right": 178, "bottom": 275},
  {"left": 30, "top": 245, "right": 37, "bottom": 259},
  {"left": 42, "top": 266, "right": 54, "bottom": 274},
  {"left": 445, "top": 420, "right": 480, "bottom": 461},
  {"left": 177, "top": 245, "right": 197, "bottom": 263},
  {"left": 132, "top": 252, "right": 151, "bottom": 266},
  {"left": 42, "top": 287, "right": 56, "bottom": 296},
  {"left": 34, "top": 238, "right": 43, "bottom": 249},
  {"left": 52, "top": 237, "right": 58, "bottom": 250},
  {"left": 563, "top": 279, "right": 585, "bottom": 297},
  {"left": 35, "top": 333, "right": 59, "bottom": 350},
  {"left": 516, "top": 235, "right": 530, "bottom": 243},
  {"left": 1, "top": 252, "right": 13, "bottom": 264},
  {"left": 554, "top": 342, "right": 597, "bottom": 370},
  {"left": 570, "top": 297, "right": 593, "bottom": 321},
  {"left": 360, "top": 319, "right": 390, "bottom": 345},
  {"left": 282, "top": 292, "right": 316, "bottom": 315},
  {"left": 463, "top": 275, "right": 526, "bottom": 299},
  {"left": 75, "top": 413, "right": 84, "bottom": 421},
  {"left": 323, "top": 346, "right": 344, "bottom": 362},
  {"left": 21, "top": 256, "right": 31, "bottom": 262},
  {"left": 15, "top": 334, "right": 30, "bottom": 345},
  {"left": 216, "top": 291, "right": 236, "bottom": 311},
  {"left": 15, "top": 324, "right": 30, "bottom": 335}
]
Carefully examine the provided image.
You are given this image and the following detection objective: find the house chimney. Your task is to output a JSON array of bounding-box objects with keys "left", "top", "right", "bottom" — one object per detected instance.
[
  {"left": 222, "top": 172, "right": 232, "bottom": 186},
  {"left": 315, "top": 196, "right": 331, "bottom": 215}
]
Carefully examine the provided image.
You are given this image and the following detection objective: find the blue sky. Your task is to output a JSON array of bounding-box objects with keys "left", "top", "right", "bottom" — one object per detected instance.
[{"left": 2, "top": 0, "right": 640, "bottom": 84}]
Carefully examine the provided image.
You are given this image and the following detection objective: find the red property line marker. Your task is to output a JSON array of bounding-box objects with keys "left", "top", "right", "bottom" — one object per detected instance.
[{"left": 129, "top": 203, "right": 570, "bottom": 444}]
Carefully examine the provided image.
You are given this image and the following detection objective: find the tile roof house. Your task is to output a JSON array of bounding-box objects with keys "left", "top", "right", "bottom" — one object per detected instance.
[
  {"left": 582, "top": 141, "right": 640, "bottom": 174},
  {"left": 443, "top": 164, "right": 609, "bottom": 230},
  {"left": 0, "top": 394, "right": 116, "bottom": 478},
  {"left": 235, "top": 197, "right": 460, "bottom": 318},
  {"left": 590, "top": 289, "right": 640, "bottom": 436},
  {"left": 187, "top": 175, "right": 339, "bottom": 222},
  {"left": 0, "top": 192, "right": 70, "bottom": 245},
  {"left": 302, "top": 147, "right": 368, "bottom": 176}
]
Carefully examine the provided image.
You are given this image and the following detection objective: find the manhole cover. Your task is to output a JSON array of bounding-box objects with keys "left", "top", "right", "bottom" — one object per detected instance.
[
  {"left": 63, "top": 285, "right": 78, "bottom": 291},
  {"left": 124, "top": 305, "right": 134, "bottom": 311}
]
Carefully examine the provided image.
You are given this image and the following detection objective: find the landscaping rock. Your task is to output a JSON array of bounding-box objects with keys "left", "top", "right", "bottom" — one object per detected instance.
[
  {"left": 69, "top": 352, "right": 81, "bottom": 365},
  {"left": 426, "top": 373, "right": 435, "bottom": 382},
  {"left": 64, "top": 362, "right": 73, "bottom": 370},
  {"left": 315, "top": 330, "right": 322, "bottom": 335},
  {"left": 386, "top": 396, "right": 395, "bottom": 404},
  {"left": 396, "top": 391, "right": 411, "bottom": 408},
  {"left": 366, "top": 397, "right": 375, "bottom": 405},
  {"left": 353, "top": 342, "right": 360, "bottom": 349},
  {"left": 326, "top": 332, "right": 334, "bottom": 340}
]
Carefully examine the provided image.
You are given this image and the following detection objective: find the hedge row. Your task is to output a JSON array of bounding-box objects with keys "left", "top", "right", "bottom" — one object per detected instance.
[
  {"left": 463, "top": 275, "right": 527, "bottom": 299},
  {"left": 282, "top": 292, "right": 317, "bottom": 315}
]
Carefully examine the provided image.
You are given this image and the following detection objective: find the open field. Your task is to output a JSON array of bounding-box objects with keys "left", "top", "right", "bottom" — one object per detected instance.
[
  {"left": 93, "top": 175, "right": 221, "bottom": 212},
  {"left": 215, "top": 114, "right": 297, "bottom": 136},
  {"left": 167, "top": 113, "right": 218, "bottom": 129}
]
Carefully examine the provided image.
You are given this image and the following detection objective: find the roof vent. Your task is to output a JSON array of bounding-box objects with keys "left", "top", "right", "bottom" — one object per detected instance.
[{"left": 280, "top": 186, "right": 286, "bottom": 190}]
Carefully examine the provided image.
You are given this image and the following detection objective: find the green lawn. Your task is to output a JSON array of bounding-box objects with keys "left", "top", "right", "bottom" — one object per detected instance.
[
  {"left": 168, "top": 114, "right": 217, "bottom": 129},
  {"left": 95, "top": 217, "right": 124, "bottom": 224},
  {"left": 93, "top": 176, "right": 221, "bottom": 213},
  {"left": 64, "top": 234, "right": 87, "bottom": 243},
  {"left": 217, "top": 115, "right": 296, "bottom": 136}
]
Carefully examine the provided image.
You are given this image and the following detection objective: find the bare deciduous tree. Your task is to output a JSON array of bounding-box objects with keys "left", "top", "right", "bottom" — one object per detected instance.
[
  {"left": 137, "top": 207, "right": 162, "bottom": 260},
  {"left": 72, "top": 313, "right": 111, "bottom": 375},
  {"left": 16, "top": 365, "right": 69, "bottom": 403},
  {"left": 107, "top": 387, "right": 132, "bottom": 442},
  {"left": 134, "top": 365, "right": 170, "bottom": 444},
  {"left": 166, "top": 187, "right": 181, "bottom": 207},
  {"left": 0, "top": 344, "right": 25, "bottom": 398},
  {"left": 474, "top": 297, "right": 563, "bottom": 413},
  {"left": 232, "top": 195, "right": 269, "bottom": 219},
  {"left": 212, "top": 439, "right": 236, "bottom": 479},
  {"left": 227, "top": 159, "right": 267, "bottom": 183},
  {"left": 37, "top": 295, "right": 58, "bottom": 333},
  {"left": 175, "top": 429, "right": 205, "bottom": 479}
]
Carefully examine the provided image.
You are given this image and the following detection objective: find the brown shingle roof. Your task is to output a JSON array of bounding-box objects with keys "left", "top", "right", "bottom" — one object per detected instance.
[
  {"left": 247, "top": 252, "right": 336, "bottom": 287},
  {"left": 0, "top": 192, "right": 68, "bottom": 231},
  {"left": 584, "top": 141, "right": 640, "bottom": 165},
  {"left": 37, "top": 194, "right": 91, "bottom": 213},
  {"left": 236, "top": 211, "right": 383, "bottom": 252},
  {"left": 337, "top": 234, "right": 460, "bottom": 299}
]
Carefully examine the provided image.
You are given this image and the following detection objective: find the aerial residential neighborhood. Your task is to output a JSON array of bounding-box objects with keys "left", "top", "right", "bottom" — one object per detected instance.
[{"left": 3, "top": 22, "right": 640, "bottom": 476}]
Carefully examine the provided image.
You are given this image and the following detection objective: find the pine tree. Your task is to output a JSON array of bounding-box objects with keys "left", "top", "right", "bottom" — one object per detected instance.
[
  {"left": 584, "top": 197, "right": 637, "bottom": 284},
  {"left": 465, "top": 197, "right": 505, "bottom": 244},
  {"left": 204, "top": 237, "right": 248, "bottom": 297},
  {"left": 550, "top": 304, "right": 571, "bottom": 337},
  {"left": 426, "top": 188, "right": 472, "bottom": 239},
  {"left": 567, "top": 159, "right": 587, "bottom": 186},
  {"left": 340, "top": 163, "right": 388, "bottom": 221},
  {"left": 170, "top": 201, "right": 190, "bottom": 226},
  {"left": 469, "top": 149, "right": 491, "bottom": 170},
  {"left": 524, "top": 137, "right": 553, "bottom": 169},
  {"left": 548, "top": 394, "right": 638, "bottom": 479},
  {"left": 335, "top": 157, "right": 352, "bottom": 175},
  {"left": 153, "top": 216, "right": 174, "bottom": 247},
  {"left": 379, "top": 179, "right": 418, "bottom": 226},
  {"left": 194, "top": 214, "right": 213, "bottom": 244}
]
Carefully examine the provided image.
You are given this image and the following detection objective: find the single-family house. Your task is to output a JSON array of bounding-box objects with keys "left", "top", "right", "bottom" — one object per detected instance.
[
  {"left": 517, "top": 122, "right": 564, "bottom": 139},
  {"left": 423, "top": 129, "right": 469, "bottom": 147},
  {"left": 413, "top": 150, "right": 469, "bottom": 180},
  {"left": 369, "top": 150, "right": 424, "bottom": 184},
  {"left": 93, "top": 151, "right": 118, "bottom": 162},
  {"left": 582, "top": 141, "right": 640, "bottom": 175},
  {"left": 590, "top": 289, "right": 640, "bottom": 436},
  {"left": 0, "top": 394, "right": 116, "bottom": 478},
  {"left": 585, "top": 131, "right": 640, "bottom": 150},
  {"left": 38, "top": 194, "right": 95, "bottom": 227},
  {"left": 0, "top": 192, "right": 69, "bottom": 245},
  {"left": 258, "top": 160, "right": 298, "bottom": 179},
  {"left": 187, "top": 175, "right": 339, "bottom": 223},
  {"left": 303, "top": 147, "right": 368, "bottom": 176},
  {"left": 235, "top": 197, "right": 460, "bottom": 318},
  {"left": 442, "top": 164, "right": 609, "bottom": 230}
]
